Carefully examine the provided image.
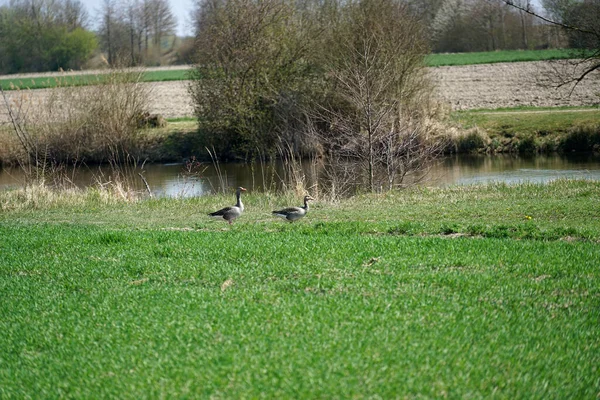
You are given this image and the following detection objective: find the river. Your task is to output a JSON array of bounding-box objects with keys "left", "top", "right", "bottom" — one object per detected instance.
[{"left": 1, "top": 153, "right": 600, "bottom": 197}]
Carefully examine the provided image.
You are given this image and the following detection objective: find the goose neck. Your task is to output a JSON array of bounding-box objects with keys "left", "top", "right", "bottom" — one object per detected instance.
[{"left": 236, "top": 192, "right": 244, "bottom": 210}]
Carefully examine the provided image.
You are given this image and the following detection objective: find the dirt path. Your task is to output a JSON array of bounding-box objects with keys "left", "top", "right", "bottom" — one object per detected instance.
[{"left": 1, "top": 61, "right": 599, "bottom": 124}]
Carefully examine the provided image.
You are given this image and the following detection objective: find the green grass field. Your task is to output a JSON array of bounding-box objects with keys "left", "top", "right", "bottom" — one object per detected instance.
[
  {"left": 0, "top": 49, "right": 583, "bottom": 90},
  {"left": 1, "top": 180, "right": 599, "bottom": 398},
  {"left": 425, "top": 48, "right": 582, "bottom": 67},
  {"left": 0, "top": 69, "right": 191, "bottom": 91}
]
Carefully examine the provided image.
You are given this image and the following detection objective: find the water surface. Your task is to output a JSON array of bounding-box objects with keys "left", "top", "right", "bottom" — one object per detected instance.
[{"left": 1, "top": 153, "right": 599, "bottom": 197}]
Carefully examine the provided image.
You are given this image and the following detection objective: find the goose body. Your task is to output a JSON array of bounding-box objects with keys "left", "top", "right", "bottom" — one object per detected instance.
[
  {"left": 209, "top": 187, "right": 246, "bottom": 224},
  {"left": 272, "top": 195, "right": 314, "bottom": 222}
]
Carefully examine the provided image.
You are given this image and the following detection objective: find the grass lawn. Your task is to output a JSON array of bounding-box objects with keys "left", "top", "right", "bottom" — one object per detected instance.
[{"left": 1, "top": 180, "right": 599, "bottom": 398}]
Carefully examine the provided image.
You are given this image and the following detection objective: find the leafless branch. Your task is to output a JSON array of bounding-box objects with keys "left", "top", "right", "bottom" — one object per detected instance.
[{"left": 498, "top": 0, "right": 596, "bottom": 35}]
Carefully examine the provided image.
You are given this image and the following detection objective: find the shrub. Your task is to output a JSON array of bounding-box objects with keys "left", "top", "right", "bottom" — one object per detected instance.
[
  {"left": 559, "top": 124, "right": 600, "bottom": 152},
  {"left": 455, "top": 129, "right": 487, "bottom": 153},
  {"left": 189, "top": 0, "right": 446, "bottom": 194},
  {"left": 517, "top": 134, "right": 537, "bottom": 154},
  {"left": 3, "top": 70, "right": 150, "bottom": 166}
]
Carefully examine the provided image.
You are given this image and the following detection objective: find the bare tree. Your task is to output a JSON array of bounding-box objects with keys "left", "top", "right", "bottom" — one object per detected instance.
[
  {"left": 123, "top": 0, "right": 144, "bottom": 65},
  {"left": 502, "top": 0, "right": 600, "bottom": 87},
  {"left": 147, "top": 0, "right": 176, "bottom": 48},
  {"left": 315, "top": 0, "right": 441, "bottom": 191},
  {"left": 188, "top": 0, "right": 445, "bottom": 192},
  {"left": 60, "top": 0, "right": 89, "bottom": 29},
  {"left": 99, "top": 0, "right": 119, "bottom": 65},
  {"left": 97, "top": 0, "right": 176, "bottom": 66},
  {"left": 515, "top": 0, "right": 533, "bottom": 48}
]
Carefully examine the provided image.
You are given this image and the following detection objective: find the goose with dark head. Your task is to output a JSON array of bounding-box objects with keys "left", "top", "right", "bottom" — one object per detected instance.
[
  {"left": 272, "top": 195, "right": 315, "bottom": 222},
  {"left": 209, "top": 187, "right": 247, "bottom": 224}
]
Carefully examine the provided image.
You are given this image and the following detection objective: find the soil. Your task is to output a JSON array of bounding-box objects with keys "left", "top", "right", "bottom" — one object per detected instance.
[
  {"left": 431, "top": 60, "right": 600, "bottom": 110},
  {"left": 1, "top": 60, "right": 599, "bottom": 124}
]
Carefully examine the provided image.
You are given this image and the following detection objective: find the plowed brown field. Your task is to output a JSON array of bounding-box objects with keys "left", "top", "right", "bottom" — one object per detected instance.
[
  {"left": 1, "top": 60, "right": 599, "bottom": 124},
  {"left": 431, "top": 60, "right": 600, "bottom": 110}
]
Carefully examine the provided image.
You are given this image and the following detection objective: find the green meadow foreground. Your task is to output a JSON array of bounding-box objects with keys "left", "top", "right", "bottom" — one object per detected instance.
[{"left": 1, "top": 180, "right": 599, "bottom": 398}]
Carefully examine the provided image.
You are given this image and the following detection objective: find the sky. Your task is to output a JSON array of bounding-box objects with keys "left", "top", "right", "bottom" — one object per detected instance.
[{"left": 79, "top": 0, "right": 195, "bottom": 37}]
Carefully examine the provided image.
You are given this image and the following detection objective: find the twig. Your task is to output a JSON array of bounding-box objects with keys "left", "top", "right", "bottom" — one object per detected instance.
[
  {"left": 499, "top": 0, "right": 597, "bottom": 35},
  {"left": 138, "top": 172, "right": 153, "bottom": 197}
]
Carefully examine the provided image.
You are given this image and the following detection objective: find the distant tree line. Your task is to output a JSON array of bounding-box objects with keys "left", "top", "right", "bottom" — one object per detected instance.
[
  {"left": 542, "top": 0, "right": 600, "bottom": 50},
  {"left": 97, "top": 0, "right": 179, "bottom": 67},
  {"left": 427, "top": 0, "right": 600, "bottom": 53},
  {"left": 0, "top": 0, "right": 96, "bottom": 74},
  {"left": 0, "top": 0, "right": 180, "bottom": 74},
  {"left": 1, "top": 0, "right": 598, "bottom": 75},
  {"left": 501, "top": 0, "right": 600, "bottom": 87},
  {"left": 412, "top": 0, "right": 560, "bottom": 52}
]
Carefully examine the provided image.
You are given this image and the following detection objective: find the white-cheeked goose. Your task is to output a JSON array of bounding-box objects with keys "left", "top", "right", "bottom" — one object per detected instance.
[
  {"left": 272, "top": 195, "right": 315, "bottom": 222},
  {"left": 209, "top": 186, "right": 247, "bottom": 224}
]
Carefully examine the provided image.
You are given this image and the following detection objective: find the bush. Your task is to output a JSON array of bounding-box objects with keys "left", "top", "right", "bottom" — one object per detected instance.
[
  {"left": 0, "top": 9, "right": 97, "bottom": 74},
  {"left": 517, "top": 134, "right": 537, "bottom": 154},
  {"left": 559, "top": 125, "right": 600, "bottom": 152},
  {"left": 455, "top": 129, "right": 487, "bottom": 153},
  {"left": 2, "top": 70, "right": 150, "bottom": 166}
]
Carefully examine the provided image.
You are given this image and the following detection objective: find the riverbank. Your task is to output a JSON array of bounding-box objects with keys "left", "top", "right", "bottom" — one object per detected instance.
[
  {"left": 1, "top": 59, "right": 598, "bottom": 166},
  {"left": 449, "top": 107, "right": 600, "bottom": 154},
  {"left": 1, "top": 180, "right": 599, "bottom": 397},
  {"left": 145, "top": 107, "right": 600, "bottom": 161},
  {"left": 117, "top": 105, "right": 600, "bottom": 163},
  {"left": 1, "top": 109, "right": 598, "bottom": 170}
]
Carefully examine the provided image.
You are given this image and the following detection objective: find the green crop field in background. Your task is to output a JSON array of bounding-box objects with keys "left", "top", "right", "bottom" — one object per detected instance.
[
  {"left": 425, "top": 48, "right": 581, "bottom": 66},
  {"left": 0, "top": 69, "right": 190, "bottom": 91},
  {"left": 0, "top": 49, "right": 584, "bottom": 90}
]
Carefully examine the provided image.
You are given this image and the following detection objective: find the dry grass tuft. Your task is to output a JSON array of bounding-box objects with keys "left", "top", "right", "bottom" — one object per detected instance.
[
  {"left": 0, "top": 181, "right": 142, "bottom": 212},
  {"left": 1, "top": 69, "right": 150, "bottom": 167}
]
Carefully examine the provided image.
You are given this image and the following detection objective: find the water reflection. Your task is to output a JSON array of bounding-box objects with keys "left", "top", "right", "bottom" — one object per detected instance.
[
  {"left": 429, "top": 153, "right": 600, "bottom": 186},
  {"left": 1, "top": 153, "right": 600, "bottom": 196}
]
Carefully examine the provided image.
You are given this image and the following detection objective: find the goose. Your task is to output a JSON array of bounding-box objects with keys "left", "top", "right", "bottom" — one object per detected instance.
[
  {"left": 208, "top": 187, "right": 246, "bottom": 224},
  {"left": 272, "top": 195, "right": 315, "bottom": 222}
]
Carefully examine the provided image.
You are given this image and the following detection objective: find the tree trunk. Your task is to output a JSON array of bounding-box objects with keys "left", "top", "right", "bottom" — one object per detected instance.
[
  {"left": 520, "top": 10, "right": 528, "bottom": 49},
  {"left": 368, "top": 128, "right": 374, "bottom": 192},
  {"left": 107, "top": 17, "right": 113, "bottom": 65},
  {"left": 130, "top": 28, "right": 135, "bottom": 66}
]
